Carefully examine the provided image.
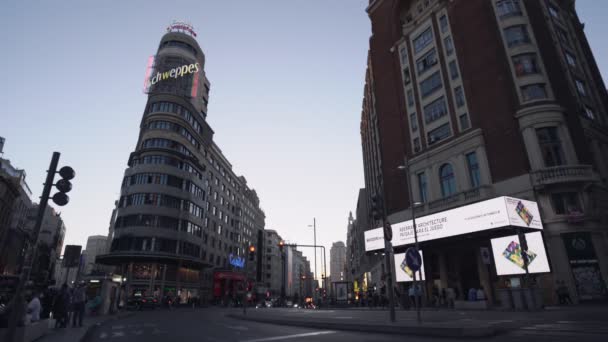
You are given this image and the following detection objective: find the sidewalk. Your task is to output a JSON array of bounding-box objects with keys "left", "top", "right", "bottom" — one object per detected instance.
[
  {"left": 37, "top": 312, "right": 133, "bottom": 342},
  {"left": 226, "top": 304, "right": 608, "bottom": 338}
]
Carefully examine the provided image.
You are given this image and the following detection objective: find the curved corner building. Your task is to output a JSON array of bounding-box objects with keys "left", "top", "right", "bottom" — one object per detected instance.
[{"left": 98, "top": 24, "right": 266, "bottom": 303}]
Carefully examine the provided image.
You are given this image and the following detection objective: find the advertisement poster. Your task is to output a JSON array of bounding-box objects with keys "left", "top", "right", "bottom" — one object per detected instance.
[
  {"left": 394, "top": 251, "right": 426, "bottom": 282},
  {"left": 335, "top": 283, "right": 348, "bottom": 302},
  {"left": 490, "top": 232, "right": 551, "bottom": 275},
  {"left": 364, "top": 227, "right": 384, "bottom": 251}
]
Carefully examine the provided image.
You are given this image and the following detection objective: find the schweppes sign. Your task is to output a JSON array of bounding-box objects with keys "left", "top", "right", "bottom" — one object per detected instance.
[{"left": 143, "top": 56, "right": 200, "bottom": 97}]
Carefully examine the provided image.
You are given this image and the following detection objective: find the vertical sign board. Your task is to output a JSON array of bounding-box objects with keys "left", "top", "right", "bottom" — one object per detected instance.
[{"left": 62, "top": 245, "right": 82, "bottom": 268}]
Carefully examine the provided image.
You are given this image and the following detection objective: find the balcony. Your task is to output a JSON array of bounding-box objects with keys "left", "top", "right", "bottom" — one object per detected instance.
[{"left": 531, "top": 165, "right": 598, "bottom": 187}]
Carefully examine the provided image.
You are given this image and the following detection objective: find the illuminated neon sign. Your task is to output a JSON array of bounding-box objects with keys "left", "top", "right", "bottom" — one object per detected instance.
[
  {"left": 167, "top": 21, "right": 197, "bottom": 37},
  {"left": 229, "top": 254, "right": 245, "bottom": 268},
  {"left": 143, "top": 57, "right": 200, "bottom": 94}
]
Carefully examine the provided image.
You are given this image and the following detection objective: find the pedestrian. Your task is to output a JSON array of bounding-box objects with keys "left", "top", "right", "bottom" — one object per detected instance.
[
  {"left": 71, "top": 283, "right": 86, "bottom": 327},
  {"left": 467, "top": 287, "right": 477, "bottom": 301},
  {"left": 408, "top": 286, "right": 416, "bottom": 309},
  {"left": 53, "top": 284, "right": 70, "bottom": 328},
  {"left": 447, "top": 288, "right": 455, "bottom": 308},
  {"left": 432, "top": 286, "right": 439, "bottom": 307},
  {"left": 558, "top": 281, "right": 572, "bottom": 305},
  {"left": 440, "top": 288, "right": 446, "bottom": 307},
  {"left": 476, "top": 286, "right": 486, "bottom": 301},
  {"left": 26, "top": 291, "right": 42, "bottom": 324},
  {"left": 454, "top": 287, "right": 460, "bottom": 301}
]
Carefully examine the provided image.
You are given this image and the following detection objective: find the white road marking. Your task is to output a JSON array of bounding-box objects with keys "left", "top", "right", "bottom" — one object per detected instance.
[
  {"left": 133, "top": 330, "right": 144, "bottom": 335},
  {"left": 111, "top": 331, "right": 125, "bottom": 338},
  {"left": 99, "top": 332, "right": 108, "bottom": 339},
  {"left": 111, "top": 325, "right": 124, "bottom": 330},
  {"left": 334, "top": 316, "right": 353, "bottom": 319},
  {"left": 239, "top": 331, "right": 336, "bottom": 342},
  {"left": 224, "top": 325, "right": 249, "bottom": 331}
]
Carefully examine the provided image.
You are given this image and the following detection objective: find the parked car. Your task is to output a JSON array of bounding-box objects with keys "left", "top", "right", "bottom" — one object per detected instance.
[{"left": 127, "top": 296, "right": 158, "bottom": 310}]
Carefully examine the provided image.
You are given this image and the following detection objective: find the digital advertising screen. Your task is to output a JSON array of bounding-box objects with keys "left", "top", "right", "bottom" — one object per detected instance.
[
  {"left": 490, "top": 231, "right": 551, "bottom": 275},
  {"left": 394, "top": 251, "right": 426, "bottom": 282}
]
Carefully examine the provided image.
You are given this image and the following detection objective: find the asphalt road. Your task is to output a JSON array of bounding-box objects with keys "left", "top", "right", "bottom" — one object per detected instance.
[{"left": 87, "top": 307, "right": 608, "bottom": 342}]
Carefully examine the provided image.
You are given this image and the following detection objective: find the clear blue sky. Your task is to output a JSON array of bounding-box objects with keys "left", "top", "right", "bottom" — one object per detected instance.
[{"left": 1, "top": 1, "right": 606, "bottom": 277}]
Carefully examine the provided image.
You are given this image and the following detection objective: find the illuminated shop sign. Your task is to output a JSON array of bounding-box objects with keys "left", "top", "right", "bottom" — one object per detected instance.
[
  {"left": 229, "top": 254, "right": 245, "bottom": 268},
  {"left": 167, "top": 21, "right": 197, "bottom": 37},
  {"left": 365, "top": 196, "right": 543, "bottom": 252}
]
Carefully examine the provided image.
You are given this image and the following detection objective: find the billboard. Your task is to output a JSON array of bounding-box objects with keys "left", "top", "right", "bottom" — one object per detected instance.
[
  {"left": 365, "top": 196, "right": 543, "bottom": 251},
  {"left": 364, "top": 228, "right": 384, "bottom": 251},
  {"left": 143, "top": 55, "right": 201, "bottom": 98},
  {"left": 490, "top": 232, "right": 551, "bottom": 275},
  {"left": 394, "top": 251, "right": 426, "bottom": 282}
]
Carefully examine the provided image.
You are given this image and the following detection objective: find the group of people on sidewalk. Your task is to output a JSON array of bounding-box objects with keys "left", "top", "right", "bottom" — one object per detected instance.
[{"left": 18, "top": 282, "right": 91, "bottom": 328}]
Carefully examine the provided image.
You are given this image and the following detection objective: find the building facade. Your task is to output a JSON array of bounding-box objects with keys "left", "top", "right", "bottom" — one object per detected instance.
[
  {"left": 82, "top": 235, "right": 108, "bottom": 275},
  {"left": 361, "top": 0, "right": 608, "bottom": 304},
  {"left": 285, "top": 246, "right": 313, "bottom": 300},
  {"left": 97, "top": 24, "right": 265, "bottom": 304},
  {"left": 262, "top": 229, "right": 284, "bottom": 298},
  {"left": 330, "top": 241, "right": 347, "bottom": 285}
]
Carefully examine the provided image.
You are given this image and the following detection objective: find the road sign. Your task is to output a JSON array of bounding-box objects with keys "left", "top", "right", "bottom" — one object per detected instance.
[
  {"left": 383, "top": 221, "right": 393, "bottom": 241},
  {"left": 405, "top": 247, "right": 422, "bottom": 272}
]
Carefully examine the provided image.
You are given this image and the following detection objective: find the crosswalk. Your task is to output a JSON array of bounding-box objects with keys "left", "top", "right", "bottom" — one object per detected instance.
[{"left": 510, "top": 321, "right": 608, "bottom": 340}]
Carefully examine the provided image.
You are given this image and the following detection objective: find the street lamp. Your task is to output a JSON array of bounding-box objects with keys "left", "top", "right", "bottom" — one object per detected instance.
[
  {"left": 307, "top": 218, "right": 317, "bottom": 285},
  {"left": 397, "top": 163, "right": 422, "bottom": 324}
]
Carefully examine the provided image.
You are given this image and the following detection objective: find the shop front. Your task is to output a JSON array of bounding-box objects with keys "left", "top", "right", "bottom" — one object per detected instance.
[{"left": 213, "top": 270, "right": 248, "bottom": 305}]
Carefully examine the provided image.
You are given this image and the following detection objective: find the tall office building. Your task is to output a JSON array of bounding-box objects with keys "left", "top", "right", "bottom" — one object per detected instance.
[
  {"left": 330, "top": 241, "right": 346, "bottom": 285},
  {"left": 98, "top": 23, "right": 265, "bottom": 303},
  {"left": 361, "top": 0, "right": 608, "bottom": 303},
  {"left": 82, "top": 235, "right": 108, "bottom": 275},
  {"left": 263, "top": 229, "right": 284, "bottom": 298}
]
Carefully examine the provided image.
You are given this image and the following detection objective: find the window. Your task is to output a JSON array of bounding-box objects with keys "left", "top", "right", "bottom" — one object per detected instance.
[
  {"left": 584, "top": 106, "right": 595, "bottom": 120},
  {"left": 413, "top": 137, "right": 421, "bottom": 152},
  {"left": 427, "top": 123, "right": 451, "bottom": 145},
  {"left": 400, "top": 47, "right": 408, "bottom": 66},
  {"left": 459, "top": 113, "right": 470, "bottom": 130},
  {"left": 556, "top": 27, "right": 570, "bottom": 46},
  {"left": 419, "top": 72, "right": 442, "bottom": 98},
  {"left": 407, "top": 89, "right": 415, "bottom": 107},
  {"left": 416, "top": 49, "right": 438, "bottom": 75},
  {"left": 444, "top": 37, "right": 454, "bottom": 56},
  {"left": 466, "top": 152, "right": 481, "bottom": 187},
  {"left": 504, "top": 25, "right": 530, "bottom": 47},
  {"left": 418, "top": 172, "right": 428, "bottom": 202},
  {"left": 439, "top": 15, "right": 448, "bottom": 33},
  {"left": 536, "top": 127, "right": 565, "bottom": 167},
  {"left": 512, "top": 54, "right": 540, "bottom": 76},
  {"left": 551, "top": 193, "right": 581, "bottom": 215},
  {"left": 413, "top": 27, "right": 434, "bottom": 53},
  {"left": 575, "top": 79, "right": 587, "bottom": 96},
  {"left": 565, "top": 51, "right": 576, "bottom": 67},
  {"left": 449, "top": 61, "right": 459, "bottom": 80},
  {"left": 521, "top": 84, "right": 547, "bottom": 101},
  {"left": 496, "top": 0, "right": 522, "bottom": 18},
  {"left": 410, "top": 113, "right": 418, "bottom": 132},
  {"left": 403, "top": 68, "right": 411, "bottom": 85},
  {"left": 455, "top": 86, "right": 465, "bottom": 107},
  {"left": 423, "top": 97, "right": 448, "bottom": 124},
  {"left": 439, "top": 164, "right": 457, "bottom": 198},
  {"left": 548, "top": 4, "right": 560, "bottom": 19}
]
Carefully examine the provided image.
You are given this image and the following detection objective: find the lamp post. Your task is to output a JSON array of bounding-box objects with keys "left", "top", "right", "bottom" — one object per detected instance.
[
  {"left": 397, "top": 162, "right": 422, "bottom": 324},
  {"left": 308, "top": 218, "right": 317, "bottom": 285}
]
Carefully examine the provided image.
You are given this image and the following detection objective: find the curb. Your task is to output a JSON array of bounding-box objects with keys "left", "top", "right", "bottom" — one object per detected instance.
[
  {"left": 225, "top": 314, "right": 496, "bottom": 338},
  {"left": 80, "top": 312, "right": 135, "bottom": 342}
]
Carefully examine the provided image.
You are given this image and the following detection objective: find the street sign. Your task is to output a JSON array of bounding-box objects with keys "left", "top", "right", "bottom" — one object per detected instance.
[
  {"left": 405, "top": 247, "right": 422, "bottom": 272},
  {"left": 383, "top": 221, "right": 393, "bottom": 241},
  {"left": 480, "top": 247, "right": 491, "bottom": 265}
]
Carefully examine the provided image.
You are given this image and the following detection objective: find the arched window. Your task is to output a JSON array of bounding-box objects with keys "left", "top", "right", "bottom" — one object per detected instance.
[{"left": 440, "top": 163, "right": 456, "bottom": 197}]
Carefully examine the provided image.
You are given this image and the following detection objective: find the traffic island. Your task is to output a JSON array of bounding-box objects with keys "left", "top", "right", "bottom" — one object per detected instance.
[{"left": 225, "top": 313, "right": 496, "bottom": 338}]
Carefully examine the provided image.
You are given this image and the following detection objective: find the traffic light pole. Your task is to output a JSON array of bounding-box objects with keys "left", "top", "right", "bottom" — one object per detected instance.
[{"left": 6, "top": 152, "right": 60, "bottom": 342}]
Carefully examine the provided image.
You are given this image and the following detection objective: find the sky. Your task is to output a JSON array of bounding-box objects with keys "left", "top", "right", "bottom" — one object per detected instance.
[{"left": 0, "top": 0, "right": 607, "bottom": 279}]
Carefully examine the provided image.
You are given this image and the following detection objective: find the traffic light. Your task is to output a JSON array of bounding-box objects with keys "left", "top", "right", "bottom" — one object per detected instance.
[
  {"left": 371, "top": 194, "right": 383, "bottom": 221},
  {"left": 278, "top": 240, "right": 284, "bottom": 252},
  {"left": 52, "top": 166, "right": 75, "bottom": 206},
  {"left": 248, "top": 245, "right": 256, "bottom": 261}
]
